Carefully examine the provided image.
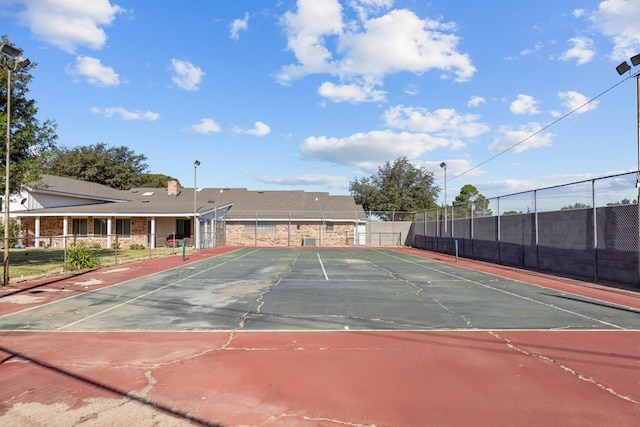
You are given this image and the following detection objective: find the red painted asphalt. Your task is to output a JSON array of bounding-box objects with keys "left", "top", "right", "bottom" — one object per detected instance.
[{"left": 0, "top": 248, "right": 638, "bottom": 426}]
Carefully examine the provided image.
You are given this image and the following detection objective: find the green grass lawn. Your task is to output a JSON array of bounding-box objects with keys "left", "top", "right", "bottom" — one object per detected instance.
[{"left": 4, "top": 246, "right": 193, "bottom": 283}]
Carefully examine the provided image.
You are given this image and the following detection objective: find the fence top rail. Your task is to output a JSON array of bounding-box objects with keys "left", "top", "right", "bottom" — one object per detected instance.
[{"left": 485, "top": 171, "right": 636, "bottom": 200}]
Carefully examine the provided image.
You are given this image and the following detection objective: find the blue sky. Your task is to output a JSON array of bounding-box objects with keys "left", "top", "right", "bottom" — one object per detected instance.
[{"left": 2, "top": 0, "right": 640, "bottom": 203}]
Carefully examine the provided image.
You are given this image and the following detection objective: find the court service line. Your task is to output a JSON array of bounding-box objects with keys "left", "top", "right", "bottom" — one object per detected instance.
[
  {"left": 58, "top": 248, "right": 261, "bottom": 330},
  {"left": 317, "top": 253, "right": 329, "bottom": 280},
  {"left": 378, "top": 250, "right": 626, "bottom": 330}
]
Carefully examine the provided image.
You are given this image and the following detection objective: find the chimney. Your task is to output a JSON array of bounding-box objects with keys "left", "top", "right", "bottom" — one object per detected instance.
[{"left": 167, "top": 180, "right": 180, "bottom": 196}]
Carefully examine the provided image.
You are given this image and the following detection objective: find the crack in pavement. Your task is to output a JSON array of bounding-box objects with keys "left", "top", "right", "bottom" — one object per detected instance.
[
  {"left": 367, "top": 260, "right": 423, "bottom": 297},
  {"left": 489, "top": 331, "right": 640, "bottom": 404},
  {"left": 261, "top": 412, "right": 376, "bottom": 426},
  {"left": 368, "top": 258, "right": 477, "bottom": 329},
  {"left": 237, "top": 251, "right": 300, "bottom": 330}
]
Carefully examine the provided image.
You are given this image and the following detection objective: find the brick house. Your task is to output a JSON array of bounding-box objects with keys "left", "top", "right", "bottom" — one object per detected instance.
[{"left": 15, "top": 175, "right": 367, "bottom": 249}]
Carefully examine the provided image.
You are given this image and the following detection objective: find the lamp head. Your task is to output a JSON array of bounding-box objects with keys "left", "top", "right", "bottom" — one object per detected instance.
[
  {"left": 631, "top": 54, "right": 640, "bottom": 67},
  {"left": 616, "top": 61, "right": 632, "bottom": 75},
  {"left": 17, "top": 57, "right": 30, "bottom": 68},
  {"left": 439, "top": 162, "right": 446, "bottom": 169},
  {"left": 194, "top": 160, "right": 201, "bottom": 167},
  {"left": 0, "top": 43, "right": 22, "bottom": 59}
]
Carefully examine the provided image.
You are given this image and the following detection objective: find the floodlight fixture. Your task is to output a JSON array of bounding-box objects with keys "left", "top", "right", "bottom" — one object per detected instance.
[
  {"left": 440, "top": 162, "right": 446, "bottom": 168},
  {"left": 631, "top": 54, "right": 640, "bottom": 67},
  {"left": 616, "top": 61, "right": 631, "bottom": 75},
  {"left": 0, "top": 43, "right": 22, "bottom": 59},
  {"left": 17, "top": 57, "right": 30, "bottom": 68},
  {"left": 194, "top": 160, "right": 201, "bottom": 167}
]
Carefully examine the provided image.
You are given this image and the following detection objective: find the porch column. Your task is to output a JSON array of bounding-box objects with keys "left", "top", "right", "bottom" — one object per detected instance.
[
  {"left": 195, "top": 215, "right": 200, "bottom": 249},
  {"left": 150, "top": 217, "right": 156, "bottom": 249},
  {"left": 107, "top": 217, "right": 112, "bottom": 248},
  {"left": 35, "top": 216, "right": 41, "bottom": 248},
  {"left": 204, "top": 219, "right": 210, "bottom": 249},
  {"left": 63, "top": 216, "right": 68, "bottom": 249}
]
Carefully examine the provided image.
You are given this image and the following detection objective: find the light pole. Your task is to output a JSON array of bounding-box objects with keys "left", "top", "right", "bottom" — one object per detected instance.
[
  {"left": 193, "top": 160, "right": 200, "bottom": 249},
  {"left": 1, "top": 43, "right": 29, "bottom": 286},
  {"left": 616, "top": 53, "right": 640, "bottom": 288},
  {"left": 440, "top": 162, "right": 447, "bottom": 236}
]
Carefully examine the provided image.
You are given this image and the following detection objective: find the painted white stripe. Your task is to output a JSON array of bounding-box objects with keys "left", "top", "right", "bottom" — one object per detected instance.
[
  {"left": 317, "top": 253, "right": 329, "bottom": 281},
  {"left": 58, "top": 248, "right": 260, "bottom": 330},
  {"left": 378, "top": 250, "right": 627, "bottom": 330}
]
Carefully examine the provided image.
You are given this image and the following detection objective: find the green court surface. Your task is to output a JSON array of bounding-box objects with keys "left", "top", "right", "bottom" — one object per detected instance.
[{"left": 1, "top": 248, "right": 639, "bottom": 332}]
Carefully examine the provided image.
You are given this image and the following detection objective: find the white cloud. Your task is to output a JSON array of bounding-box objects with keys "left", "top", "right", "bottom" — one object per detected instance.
[
  {"left": 590, "top": 0, "right": 640, "bottom": 60},
  {"left": 278, "top": 0, "right": 344, "bottom": 83},
  {"left": 510, "top": 94, "right": 541, "bottom": 115},
  {"left": 258, "top": 174, "right": 349, "bottom": 190},
  {"left": 478, "top": 178, "right": 540, "bottom": 198},
  {"left": 300, "top": 129, "right": 451, "bottom": 170},
  {"left": 338, "top": 9, "right": 475, "bottom": 81},
  {"left": 171, "top": 59, "right": 205, "bottom": 91},
  {"left": 560, "top": 37, "right": 595, "bottom": 65},
  {"left": 190, "top": 118, "right": 221, "bottom": 134},
  {"left": 278, "top": 0, "right": 475, "bottom": 99},
  {"left": 423, "top": 158, "right": 484, "bottom": 180},
  {"left": 404, "top": 84, "right": 419, "bottom": 96},
  {"left": 557, "top": 90, "right": 599, "bottom": 113},
  {"left": 467, "top": 95, "right": 486, "bottom": 108},
  {"left": 90, "top": 107, "right": 159, "bottom": 121},
  {"left": 244, "top": 121, "right": 271, "bottom": 137},
  {"left": 573, "top": 9, "right": 586, "bottom": 18},
  {"left": 488, "top": 123, "right": 554, "bottom": 153},
  {"left": 317, "top": 81, "right": 385, "bottom": 103},
  {"left": 519, "top": 42, "right": 543, "bottom": 56},
  {"left": 383, "top": 105, "right": 489, "bottom": 139},
  {"left": 13, "top": 0, "right": 124, "bottom": 52},
  {"left": 70, "top": 56, "right": 119, "bottom": 87},
  {"left": 230, "top": 12, "right": 249, "bottom": 40}
]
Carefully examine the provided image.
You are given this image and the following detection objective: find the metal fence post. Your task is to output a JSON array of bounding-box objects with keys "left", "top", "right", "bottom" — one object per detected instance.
[
  {"left": 592, "top": 179, "right": 598, "bottom": 282},
  {"left": 534, "top": 190, "right": 539, "bottom": 271}
]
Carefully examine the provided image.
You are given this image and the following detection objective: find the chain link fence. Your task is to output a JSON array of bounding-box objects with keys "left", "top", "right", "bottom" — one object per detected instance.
[
  {"left": 2, "top": 233, "right": 195, "bottom": 284},
  {"left": 413, "top": 172, "right": 640, "bottom": 287}
]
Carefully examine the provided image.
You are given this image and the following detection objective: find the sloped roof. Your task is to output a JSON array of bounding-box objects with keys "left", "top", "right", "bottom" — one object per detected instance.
[
  {"left": 30, "top": 174, "right": 130, "bottom": 202},
  {"left": 19, "top": 177, "right": 365, "bottom": 220}
]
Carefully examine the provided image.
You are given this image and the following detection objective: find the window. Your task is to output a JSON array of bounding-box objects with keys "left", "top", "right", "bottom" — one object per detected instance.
[
  {"left": 72, "top": 219, "right": 87, "bottom": 236},
  {"left": 326, "top": 223, "right": 334, "bottom": 231},
  {"left": 245, "top": 221, "right": 276, "bottom": 233},
  {"left": 176, "top": 219, "right": 191, "bottom": 238},
  {"left": 94, "top": 219, "right": 108, "bottom": 237},
  {"left": 116, "top": 219, "right": 131, "bottom": 237}
]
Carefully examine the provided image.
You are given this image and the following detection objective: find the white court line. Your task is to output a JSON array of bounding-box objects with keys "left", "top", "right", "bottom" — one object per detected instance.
[
  {"left": 58, "top": 248, "right": 261, "bottom": 330},
  {"left": 377, "top": 249, "right": 627, "bottom": 330},
  {"left": 317, "top": 253, "right": 329, "bottom": 281}
]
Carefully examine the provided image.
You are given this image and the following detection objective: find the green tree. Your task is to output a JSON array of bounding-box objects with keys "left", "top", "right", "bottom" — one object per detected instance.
[
  {"left": 0, "top": 218, "right": 20, "bottom": 248},
  {"left": 138, "top": 173, "right": 180, "bottom": 188},
  {"left": 560, "top": 202, "right": 590, "bottom": 210},
  {"left": 44, "top": 143, "right": 149, "bottom": 190},
  {"left": 349, "top": 157, "right": 439, "bottom": 220},
  {"left": 453, "top": 184, "right": 492, "bottom": 217},
  {"left": 1, "top": 37, "right": 58, "bottom": 196}
]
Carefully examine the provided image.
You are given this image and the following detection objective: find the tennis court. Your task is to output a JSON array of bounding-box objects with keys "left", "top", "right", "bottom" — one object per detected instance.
[{"left": 0, "top": 247, "right": 638, "bottom": 426}]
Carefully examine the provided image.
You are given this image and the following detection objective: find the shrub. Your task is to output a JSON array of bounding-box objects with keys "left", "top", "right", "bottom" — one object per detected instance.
[
  {"left": 67, "top": 242, "right": 99, "bottom": 270},
  {"left": 130, "top": 243, "right": 146, "bottom": 250},
  {"left": 111, "top": 241, "right": 121, "bottom": 249}
]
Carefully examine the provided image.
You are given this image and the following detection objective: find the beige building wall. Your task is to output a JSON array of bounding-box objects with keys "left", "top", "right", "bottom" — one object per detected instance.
[{"left": 225, "top": 221, "right": 356, "bottom": 247}]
